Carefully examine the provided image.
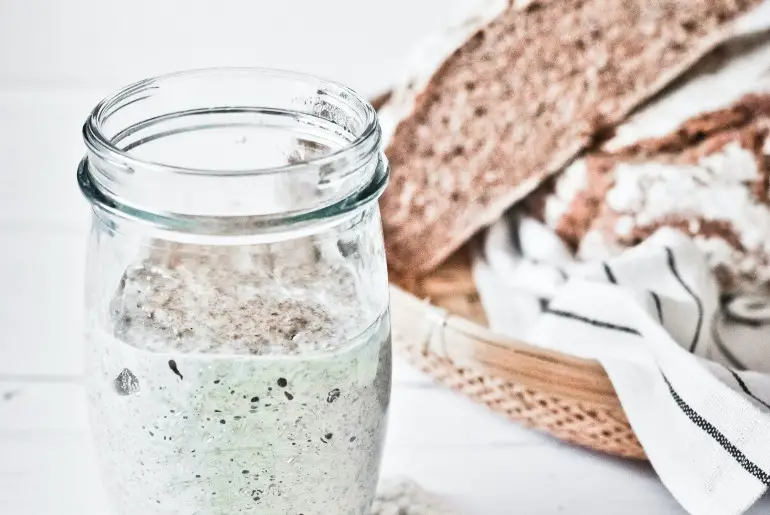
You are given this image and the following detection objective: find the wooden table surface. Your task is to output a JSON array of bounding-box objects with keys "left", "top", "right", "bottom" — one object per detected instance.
[{"left": 1, "top": 0, "right": 768, "bottom": 513}]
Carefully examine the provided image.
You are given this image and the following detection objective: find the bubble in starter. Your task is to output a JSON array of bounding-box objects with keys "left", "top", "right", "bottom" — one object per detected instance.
[{"left": 114, "top": 368, "right": 140, "bottom": 396}]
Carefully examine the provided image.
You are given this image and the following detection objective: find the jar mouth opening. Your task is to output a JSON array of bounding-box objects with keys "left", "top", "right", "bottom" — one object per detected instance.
[
  {"left": 80, "top": 68, "right": 385, "bottom": 221},
  {"left": 83, "top": 67, "right": 380, "bottom": 177}
]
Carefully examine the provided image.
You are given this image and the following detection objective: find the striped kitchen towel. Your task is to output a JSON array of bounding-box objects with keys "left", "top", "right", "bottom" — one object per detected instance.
[{"left": 473, "top": 215, "right": 770, "bottom": 515}]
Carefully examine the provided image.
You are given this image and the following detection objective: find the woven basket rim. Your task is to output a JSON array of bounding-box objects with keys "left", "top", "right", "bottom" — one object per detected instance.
[
  {"left": 389, "top": 282, "right": 645, "bottom": 459},
  {"left": 389, "top": 285, "right": 622, "bottom": 408}
]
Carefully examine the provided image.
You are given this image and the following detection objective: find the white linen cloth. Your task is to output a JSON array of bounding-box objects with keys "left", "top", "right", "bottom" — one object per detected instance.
[{"left": 473, "top": 213, "right": 770, "bottom": 515}]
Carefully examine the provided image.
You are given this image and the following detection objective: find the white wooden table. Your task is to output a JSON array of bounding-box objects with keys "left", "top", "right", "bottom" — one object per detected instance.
[{"left": 1, "top": 1, "right": 769, "bottom": 513}]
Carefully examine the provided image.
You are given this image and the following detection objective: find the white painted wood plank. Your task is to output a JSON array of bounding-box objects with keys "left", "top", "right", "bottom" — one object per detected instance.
[
  {"left": 8, "top": 381, "right": 769, "bottom": 514},
  {"left": 0, "top": 229, "right": 86, "bottom": 377},
  {"left": 0, "top": 382, "right": 87, "bottom": 435},
  {"left": 0, "top": 381, "right": 672, "bottom": 515},
  {"left": 0, "top": 436, "right": 109, "bottom": 515},
  {"left": 0, "top": 435, "right": 647, "bottom": 515},
  {"left": 0, "top": 95, "right": 94, "bottom": 229},
  {"left": 4, "top": 431, "right": 769, "bottom": 515},
  {"left": 383, "top": 447, "right": 770, "bottom": 514},
  {"left": 380, "top": 446, "right": 684, "bottom": 515},
  {"left": 0, "top": 0, "right": 463, "bottom": 97}
]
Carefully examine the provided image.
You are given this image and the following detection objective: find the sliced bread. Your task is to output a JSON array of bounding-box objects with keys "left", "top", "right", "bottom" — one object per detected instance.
[{"left": 379, "top": 0, "right": 765, "bottom": 274}]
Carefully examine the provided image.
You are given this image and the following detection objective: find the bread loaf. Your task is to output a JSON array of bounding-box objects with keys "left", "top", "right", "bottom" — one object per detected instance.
[
  {"left": 533, "top": 94, "right": 770, "bottom": 293},
  {"left": 379, "top": 0, "right": 765, "bottom": 274}
]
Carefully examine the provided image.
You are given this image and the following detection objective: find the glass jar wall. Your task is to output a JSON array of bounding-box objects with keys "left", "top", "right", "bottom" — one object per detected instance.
[{"left": 78, "top": 69, "right": 391, "bottom": 515}]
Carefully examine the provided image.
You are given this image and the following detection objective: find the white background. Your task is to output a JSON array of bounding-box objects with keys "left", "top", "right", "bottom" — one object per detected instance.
[{"left": 0, "top": 0, "right": 768, "bottom": 513}]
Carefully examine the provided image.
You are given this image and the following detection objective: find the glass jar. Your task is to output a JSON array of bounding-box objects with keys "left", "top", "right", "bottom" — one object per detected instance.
[{"left": 78, "top": 69, "right": 391, "bottom": 515}]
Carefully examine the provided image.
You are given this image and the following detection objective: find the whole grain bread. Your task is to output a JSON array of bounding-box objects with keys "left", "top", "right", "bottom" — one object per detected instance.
[
  {"left": 379, "top": 0, "right": 763, "bottom": 274},
  {"left": 535, "top": 94, "right": 770, "bottom": 292}
]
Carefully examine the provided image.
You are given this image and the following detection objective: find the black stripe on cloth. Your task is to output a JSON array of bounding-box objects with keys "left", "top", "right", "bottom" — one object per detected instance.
[
  {"left": 509, "top": 216, "right": 523, "bottom": 254},
  {"left": 730, "top": 370, "right": 770, "bottom": 412},
  {"left": 710, "top": 315, "right": 748, "bottom": 371},
  {"left": 603, "top": 263, "right": 618, "bottom": 284},
  {"left": 651, "top": 292, "right": 664, "bottom": 325},
  {"left": 665, "top": 247, "right": 703, "bottom": 353},
  {"left": 544, "top": 307, "right": 641, "bottom": 336},
  {"left": 662, "top": 374, "right": 770, "bottom": 486}
]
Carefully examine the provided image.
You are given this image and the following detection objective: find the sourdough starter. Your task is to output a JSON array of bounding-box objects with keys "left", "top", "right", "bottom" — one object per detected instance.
[{"left": 85, "top": 244, "right": 391, "bottom": 515}]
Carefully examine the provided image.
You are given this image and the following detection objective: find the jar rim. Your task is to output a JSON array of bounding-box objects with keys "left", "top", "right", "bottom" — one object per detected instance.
[
  {"left": 78, "top": 154, "right": 389, "bottom": 240},
  {"left": 82, "top": 67, "right": 380, "bottom": 177},
  {"left": 80, "top": 67, "right": 387, "bottom": 223}
]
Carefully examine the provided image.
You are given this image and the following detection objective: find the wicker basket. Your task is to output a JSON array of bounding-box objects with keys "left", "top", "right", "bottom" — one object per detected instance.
[{"left": 389, "top": 247, "right": 646, "bottom": 460}]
